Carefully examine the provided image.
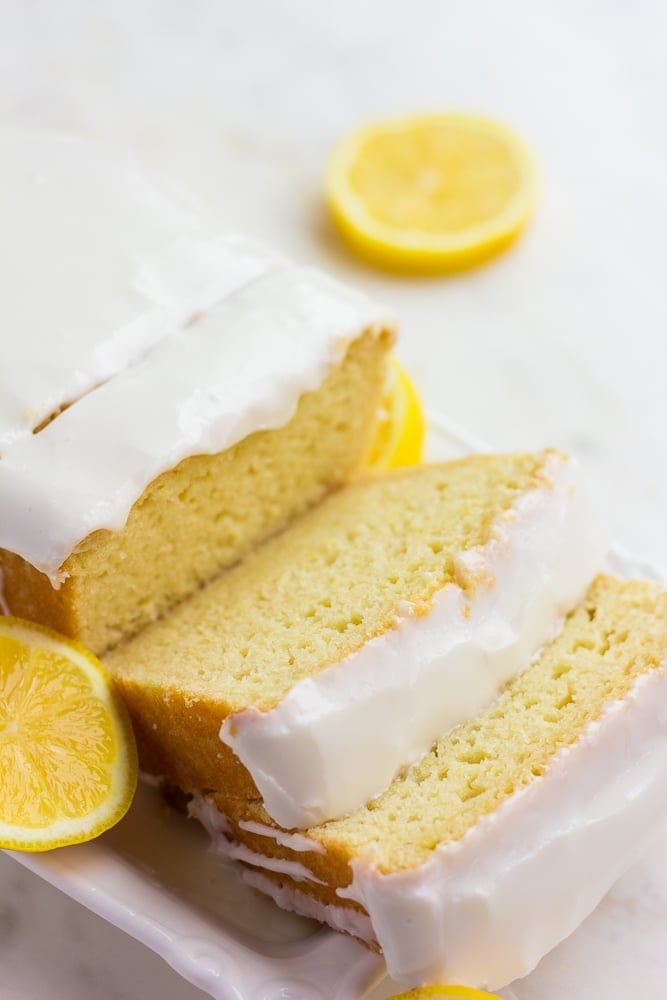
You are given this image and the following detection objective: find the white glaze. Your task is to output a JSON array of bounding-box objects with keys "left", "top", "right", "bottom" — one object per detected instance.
[
  {"left": 137, "top": 771, "right": 166, "bottom": 789},
  {"left": 1, "top": 130, "right": 281, "bottom": 448},
  {"left": 189, "top": 798, "right": 327, "bottom": 886},
  {"left": 339, "top": 662, "right": 667, "bottom": 989},
  {"left": 0, "top": 129, "right": 392, "bottom": 583},
  {"left": 191, "top": 793, "right": 374, "bottom": 939},
  {"left": 243, "top": 868, "right": 376, "bottom": 944},
  {"left": 220, "top": 452, "right": 606, "bottom": 828},
  {"left": 237, "top": 819, "right": 326, "bottom": 855}
]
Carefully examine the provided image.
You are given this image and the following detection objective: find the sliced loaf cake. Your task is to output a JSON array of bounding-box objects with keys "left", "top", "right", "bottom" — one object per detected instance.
[
  {"left": 105, "top": 449, "right": 603, "bottom": 827},
  {"left": 191, "top": 574, "right": 667, "bottom": 989}
]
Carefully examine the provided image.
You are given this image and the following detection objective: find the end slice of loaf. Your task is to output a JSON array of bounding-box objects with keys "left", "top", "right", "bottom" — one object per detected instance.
[
  {"left": 106, "top": 449, "right": 603, "bottom": 827},
  {"left": 0, "top": 329, "right": 391, "bottom": 654},
  {"left": 192, "top": 574, "right": 667, "bottom": 990}
]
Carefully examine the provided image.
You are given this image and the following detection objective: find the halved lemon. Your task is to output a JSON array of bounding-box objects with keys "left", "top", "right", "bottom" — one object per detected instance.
[
  {"left": 388, "top": 987, "right": 502, "bottom": 999},
  {"left": 367, "top": 356, "right": 426, "bottom": 470},
  {"left": 326, "top": 113, "right": 534, "bottom": 273},
  {"left": 0, "top": 617, "right": 137, "bottom": 851}
]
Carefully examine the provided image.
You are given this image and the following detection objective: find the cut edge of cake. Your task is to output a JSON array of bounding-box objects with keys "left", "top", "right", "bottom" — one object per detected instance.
[{"left": 0, "top": 324, "right": 394, "bottom": 654}]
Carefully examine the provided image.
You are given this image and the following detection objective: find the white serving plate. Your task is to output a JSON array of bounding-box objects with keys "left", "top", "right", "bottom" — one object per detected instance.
[{"left": 5, "top": 415, "right": 667, "bottom": 1000}]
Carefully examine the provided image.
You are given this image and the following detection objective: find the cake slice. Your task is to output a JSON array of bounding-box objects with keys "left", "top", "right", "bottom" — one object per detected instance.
[
  {"left": 105, "top": 449, "right": 603, "bottom": 828},
  {"left": 190, "top": 574, "right": 667, "bottom": 990},
  {"left": 0, "top": 129, "right": 393, "bottom": 653}
]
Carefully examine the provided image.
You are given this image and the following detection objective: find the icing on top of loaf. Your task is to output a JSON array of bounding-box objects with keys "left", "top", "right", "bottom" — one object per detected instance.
[{"left": 0, "top": 130, "right": 392, "bottom": 582}]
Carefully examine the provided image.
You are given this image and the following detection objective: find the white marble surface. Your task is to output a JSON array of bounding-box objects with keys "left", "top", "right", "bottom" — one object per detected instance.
[{"left": 1, "top": 0, "right": 666, "bottom": 997}]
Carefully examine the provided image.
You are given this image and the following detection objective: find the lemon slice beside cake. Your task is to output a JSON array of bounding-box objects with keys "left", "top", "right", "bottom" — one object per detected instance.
[
  {"left": 366, "top": 357, "right": 426, "bottom": 470},
  {"left": 0, "top": 617, "right": 137, "bottom": 851}
]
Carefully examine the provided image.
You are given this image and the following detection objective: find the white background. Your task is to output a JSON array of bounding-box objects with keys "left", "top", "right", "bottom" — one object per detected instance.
[{"left": 1, "top": 1, "right": 666, "bottom": 997}]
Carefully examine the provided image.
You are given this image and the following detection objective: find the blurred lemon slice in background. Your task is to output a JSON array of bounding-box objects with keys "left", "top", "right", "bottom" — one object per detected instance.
[
  {"left": 367, "top": 356, "right": 426, "bottom": 470},
  {"left": 0, "top": 617, "right": 137, "bottom": 851},
  {"left": 326, "top": 113, "right": 534, "bottom": 273}
]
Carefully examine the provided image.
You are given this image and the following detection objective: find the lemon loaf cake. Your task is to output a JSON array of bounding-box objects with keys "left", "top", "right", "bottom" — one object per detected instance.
[
  {"left": 105, "top": 449, "right": 604, "bottom": 828},
  {"left": 191, "top": 574, "right": 667, "bottom": 990},
  {"left": 0, "top": 129, "right": 394, "bottom": 653}
]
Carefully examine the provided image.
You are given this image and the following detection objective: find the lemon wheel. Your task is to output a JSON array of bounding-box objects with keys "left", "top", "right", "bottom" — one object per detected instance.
[
  {"left": 0, "top": 617, "right": 138, "bottom": 851},
  {"left": 326, "top": 113, "right": 534, "bottom": 273}
]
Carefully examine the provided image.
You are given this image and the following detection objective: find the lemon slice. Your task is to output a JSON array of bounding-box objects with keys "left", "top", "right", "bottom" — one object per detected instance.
[
  {"left": 367, "top": 356, "right": 426, "bottom": 470},
  {"left": 0, "top": 617, "right": 137, "bottom": 851},
  {"left": 326, "top": 113, "right": 534, "bottom": 272},
  {"left": 388, "top": 987, "right": 503, "bottom": 999}
]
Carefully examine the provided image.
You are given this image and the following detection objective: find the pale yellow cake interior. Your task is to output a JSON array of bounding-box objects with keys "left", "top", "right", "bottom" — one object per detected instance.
[
  {"left": 307, "top": 574, "right": 667, "bottom": 873},
  {"left": 106, "top": 450, "right": 549, "bottom": 716},
  {"left": 0, "top": 328, "right": 392, "bottom": 654}
]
